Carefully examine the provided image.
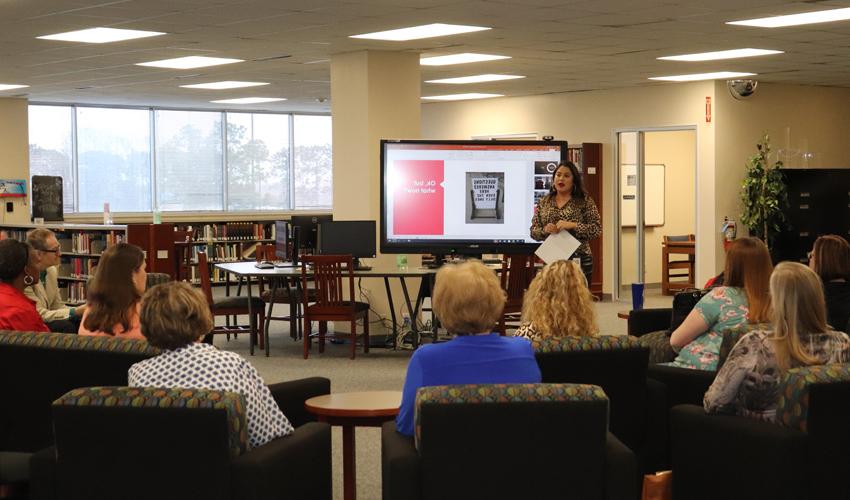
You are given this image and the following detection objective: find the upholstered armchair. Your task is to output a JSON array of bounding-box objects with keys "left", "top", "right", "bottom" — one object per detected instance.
[
  {"left": 0, "top": 331, "right": 159, "bottom": 493},
  {"left": 532, "top": 335, "right": 666, "bottom": 477},
  {"left": 671, "top": 364, "right": 850, "bottom": 500},
  {"left": 30, "top": 384, "right": 332, "bottom": 500},
  {"left": 382, "top": 383, "right": 636, "bottom": 500}
]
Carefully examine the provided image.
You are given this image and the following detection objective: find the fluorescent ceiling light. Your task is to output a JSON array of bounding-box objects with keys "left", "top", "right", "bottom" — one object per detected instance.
[
  {"left": 420, "top": 53, "right": 510, "bottom": 66},
  {"left": 0, "top": 84, "right": 29, "bottom": 91},
  {"left": 658, "top": 48, "right": 783, "bottom": 62},
  {"left": 422, "top": 93, "right": 504, "bottom": 101},
  {"left": 649, "top": 71, "right": 756, "bottom": 82},
  {"left": 351, "top": 23, "right": 490, "bottom": 41},
  {"left": 728, "top": 7, "right": 850, "bottom": 27},
  {"left": 426, "top": 74, "right": 525, "bottom": 84},
  {"left": 38, "top": 27, "right": 165, "bottom": 44},
  {"left": 137, "top": 56, "right": 243, "bottom": 69},
  {"left": 180, "top": 81, "right": 269, "bottom": 90},
  {"left": 210, "top": 97, "right": 286, "bottom": 104}
]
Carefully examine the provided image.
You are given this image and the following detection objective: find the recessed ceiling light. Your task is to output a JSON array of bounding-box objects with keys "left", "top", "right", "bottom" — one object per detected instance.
[
  {"left": 649, "top": 71, "right": 756, "bottom": 82},
  {"left": 0, "top": 84, "right": 29, "bottom": 91},
  {"left": 180, "top": 81, "right": 269, "bottom": 90},
  {"left": 210, "top": 97, "right": 286, "bottom": 104},
  {"left": 728, "top": 7, "right": 850, "bottom": 28},
  {"left": 351, "top": 23, "right": 490, "bottom": 41},
  {"left": 137, "top": 56, "right": 243, "bottom": 69},
  {"left": 38, "top": 27, "right": 165, "bottom": 44},
  {"left": 422, "top": 93, "right": 504, "bottom": 101},
  {"left": 658, "top": 48, "right": 783, "bottom": 62},
  {"left": 425, "top": 74, "right": 525, "bottom": 84},
  {"left": 420, "top": 53, "right": 510, "bottom": 66}
]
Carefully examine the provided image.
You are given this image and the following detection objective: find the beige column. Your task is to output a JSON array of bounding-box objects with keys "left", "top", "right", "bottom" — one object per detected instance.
[
  {"left": 330, "top": 50, "right": 422, "bottom": 335},
  {"left": 0, "top": 98, "right": 30, "bottom": 224}
]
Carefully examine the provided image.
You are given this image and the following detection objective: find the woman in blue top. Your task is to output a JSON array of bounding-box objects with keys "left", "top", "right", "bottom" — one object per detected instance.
[{"left": 395, "top": 260, "right": 542, "bottom": 436}]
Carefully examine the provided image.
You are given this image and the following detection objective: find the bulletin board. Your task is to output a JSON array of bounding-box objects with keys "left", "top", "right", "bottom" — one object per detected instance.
[{"left": 620, "top": 164, "right": 665, "bottom": 227}]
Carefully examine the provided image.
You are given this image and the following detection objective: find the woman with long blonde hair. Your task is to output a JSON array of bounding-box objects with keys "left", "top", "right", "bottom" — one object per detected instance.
[
  {"left": 514, "top": 259, "right": 598, "bottom": 340},
  {"left": 705, "top": 262, "right": 850, "bottom": 421}
]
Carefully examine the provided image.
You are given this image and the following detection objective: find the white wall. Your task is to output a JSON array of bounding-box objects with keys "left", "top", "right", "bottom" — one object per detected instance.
[
  {"left": 422, "top": 82, "right": 716, "bottom": 294},
  {"left": 0, "top": 98, "right": 30, "bottom": 224}
]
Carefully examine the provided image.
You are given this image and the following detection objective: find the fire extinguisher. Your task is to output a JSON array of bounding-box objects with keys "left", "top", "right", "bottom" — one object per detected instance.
[{"left": 721, "top": 217, "right": 737, "bottom": 251}]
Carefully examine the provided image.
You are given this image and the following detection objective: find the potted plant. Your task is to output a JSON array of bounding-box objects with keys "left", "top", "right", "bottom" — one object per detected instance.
[{"left": 740, "top": 133, "right": 788, "bottom": 249}]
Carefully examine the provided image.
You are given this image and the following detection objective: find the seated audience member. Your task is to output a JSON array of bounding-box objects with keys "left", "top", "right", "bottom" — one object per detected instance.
[
  {"left": 809, "top": 235, "right": 850, "bottom": 332},
  {"left": 396, "top": 260, "right": 542, "bottom": 436},
  {"left": 25, "top": 228, "right": 85, "bottom": 332},
  {"left": 79, "top": 243, "right": 146, "bottom": 339},
  {"left": 514, "top": 259, "right": 598, "bottom": 341},
  {"left": 0, "top": 239, "right": 49, "bottom": 332},
  {"left": 704, "top": 262, "right": 850, "bottom": 421},
  {"left": 129, "top": 282, "right": 293, "bottom": 448},
  {"left": 669, "top": 237, "right": 772, "bottom": 371}
]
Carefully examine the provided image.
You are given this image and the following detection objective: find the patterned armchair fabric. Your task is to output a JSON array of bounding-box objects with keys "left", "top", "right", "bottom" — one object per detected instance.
[
  {"left": 414, "top": 383, "right": 606, "bottom": 449},
  {"left": 776, "top": 364, "right": 850, "bottom": 433},
  {"left": 532, "top": 334, "right": 642, "bottom": 353},
  {"left": 54, "top": 386, "right": 248, "bottom": 458},
  {"left": 0, "top": 330, "right": 158, "bottom": 355},
  {"left": 383, "top": 382, "right": 637, "bottom": 500}
]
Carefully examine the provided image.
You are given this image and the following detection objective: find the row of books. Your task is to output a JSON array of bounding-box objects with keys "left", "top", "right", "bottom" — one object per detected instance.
[
  {"left": 567, "top": 146, "right": 584, "bottom": 165},
  {"left": 188, "top": 223, "right": 274, "bottom": 242},
  {"left": 186, "top": 266, "right": 240, "bottom": 284},
  {"left": 58, "top": 258, "right": 96, "bottom": 279},
  {"left": 188, "top": 243, "right": 252, "bottom": 263},
  {"left": 59, "top": 283, "right": 87, "bottom": 305},
  {"left": 58, "top": 232, "right": 124, "bottom": 254}
]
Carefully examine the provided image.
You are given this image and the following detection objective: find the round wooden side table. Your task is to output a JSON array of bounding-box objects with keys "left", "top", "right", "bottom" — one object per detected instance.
[{"left": 305, "top": 390, "right": 402, "bottom": 500}]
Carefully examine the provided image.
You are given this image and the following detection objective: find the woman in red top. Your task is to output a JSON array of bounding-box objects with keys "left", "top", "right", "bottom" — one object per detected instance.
[{"left": 0, "top": 239, "right": 50, "bottom": 332}]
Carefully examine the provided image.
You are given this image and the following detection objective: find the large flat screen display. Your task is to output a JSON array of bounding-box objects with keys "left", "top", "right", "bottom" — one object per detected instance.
[{"left": 381, "top": 139, "right": 568, "bottom": 255}]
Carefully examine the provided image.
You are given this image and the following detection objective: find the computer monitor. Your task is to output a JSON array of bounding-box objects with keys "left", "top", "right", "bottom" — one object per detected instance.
[
  {"left": 274, "top": 221, "right": 289, "bottom": 260},
  {"left": 318, "top": 220, "right": 377, "bottom": 269},
  {"left": 290, "top": 214, "right": 333, "bottom": 251}
]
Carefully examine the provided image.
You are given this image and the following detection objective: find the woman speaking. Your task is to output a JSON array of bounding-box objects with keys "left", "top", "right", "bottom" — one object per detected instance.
[{"left": 530, "top": 161, "right": 601, "bottom": 286}]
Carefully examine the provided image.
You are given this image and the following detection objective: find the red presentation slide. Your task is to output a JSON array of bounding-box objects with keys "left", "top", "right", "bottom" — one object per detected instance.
[{"left": 393, "top": 160, "right": 445, "bottom": 235}]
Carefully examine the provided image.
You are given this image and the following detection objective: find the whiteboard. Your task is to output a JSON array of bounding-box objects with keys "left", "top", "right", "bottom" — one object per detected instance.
[{"left": 620, "top": 164, "right": 664, "bottom": 227}]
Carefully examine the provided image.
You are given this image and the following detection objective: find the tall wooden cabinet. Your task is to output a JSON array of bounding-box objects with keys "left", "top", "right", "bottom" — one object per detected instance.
[{"left": 569, "top": 143, "right": 603, "bottom": 299}]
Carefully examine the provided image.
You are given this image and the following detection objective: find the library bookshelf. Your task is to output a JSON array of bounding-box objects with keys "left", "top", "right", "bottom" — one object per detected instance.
[{"left": 568, "top": 143, "right": 603, "bottom": 299}]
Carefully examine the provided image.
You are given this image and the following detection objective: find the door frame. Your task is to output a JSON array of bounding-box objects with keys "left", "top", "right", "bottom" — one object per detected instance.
[{"left": 611, "top": 125, "right": 699, "bottom": 302}]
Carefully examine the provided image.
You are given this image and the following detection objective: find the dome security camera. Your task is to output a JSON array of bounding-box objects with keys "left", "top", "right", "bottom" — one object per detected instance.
[
  {"left": 727, "top": 80, "right": 758, "bottom": 100},
  {"left": 316, "top": 97, "right": 327, "bottom": 103}
]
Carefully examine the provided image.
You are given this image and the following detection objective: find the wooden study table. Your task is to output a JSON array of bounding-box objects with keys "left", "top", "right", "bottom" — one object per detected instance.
[
  {"left": 213, "top": 262, "right": 437, "bottom": 356},
  {"left": 305, "top": 391, "right": 402, "bottom": 500}
]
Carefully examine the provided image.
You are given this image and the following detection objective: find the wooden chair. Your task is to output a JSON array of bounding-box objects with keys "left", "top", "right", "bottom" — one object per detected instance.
[
  {"left": 498, "top": 254, "right": 538, "bottom": 335},
  {"left": 301, "top": 255, "right": 369, "bottom": 360},
  {"left": 197, "top": 251, "right": 266, "bottom": 350},
  {"left": 662, "top": 234, "right": 696, "bottom": 295}
]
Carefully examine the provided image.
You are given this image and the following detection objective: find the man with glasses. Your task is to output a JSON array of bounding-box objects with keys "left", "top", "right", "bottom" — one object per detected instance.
[{"left": 25, "top": 228, "right": 85, "bottom": 333}]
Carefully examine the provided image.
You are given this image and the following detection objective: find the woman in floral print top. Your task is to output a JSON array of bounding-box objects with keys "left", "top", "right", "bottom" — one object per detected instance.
[
  {"left": 669, "top": 238, "right": 773, "bottom": 371},
  {"left": 704, "top": 262, "right": 850, "bottom": 421},
  {"left": 530, "top": 162, "right": 601, "bottom": 285}
]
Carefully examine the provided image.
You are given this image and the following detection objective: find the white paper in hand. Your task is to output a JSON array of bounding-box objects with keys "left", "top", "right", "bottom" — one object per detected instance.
[{"left": 535, "top": 230, "right": 581, "bottom": 264}]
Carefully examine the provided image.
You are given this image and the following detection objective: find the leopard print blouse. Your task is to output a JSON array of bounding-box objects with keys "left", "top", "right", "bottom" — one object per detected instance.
[{"left": 530, "top": 195, "right": 602, "bottom": 256}]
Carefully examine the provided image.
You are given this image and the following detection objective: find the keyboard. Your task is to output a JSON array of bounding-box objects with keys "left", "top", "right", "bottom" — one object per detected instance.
[
  {"left": 255, "top": 261, "right": 274, "bottom": 269},
  {"left": 273, "top": 261, "right": 297, "bottom": 268}
]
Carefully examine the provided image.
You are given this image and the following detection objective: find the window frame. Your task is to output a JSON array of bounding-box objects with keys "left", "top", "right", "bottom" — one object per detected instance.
[{"left": 28, "top": 102, "right": 332, "bottom": 217}]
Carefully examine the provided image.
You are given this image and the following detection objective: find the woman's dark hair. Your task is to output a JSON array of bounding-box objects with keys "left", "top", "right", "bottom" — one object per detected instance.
[
  {"left": 0, "top": 239, "right": 30, "bottom": 284},
  {"left": 548, "top": 161, "right": 587, "bottom": 199},
  {"left": 83, "top": 243, "right": 145, "bottom": 335},
  {"left": 811, "top": 235, "right": 850, "bottom": 282}
]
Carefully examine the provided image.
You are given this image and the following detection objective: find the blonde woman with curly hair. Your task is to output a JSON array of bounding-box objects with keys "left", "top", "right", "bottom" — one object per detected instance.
[{"left": 514, "top": 259, "right": 598, "bottom": 341}]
